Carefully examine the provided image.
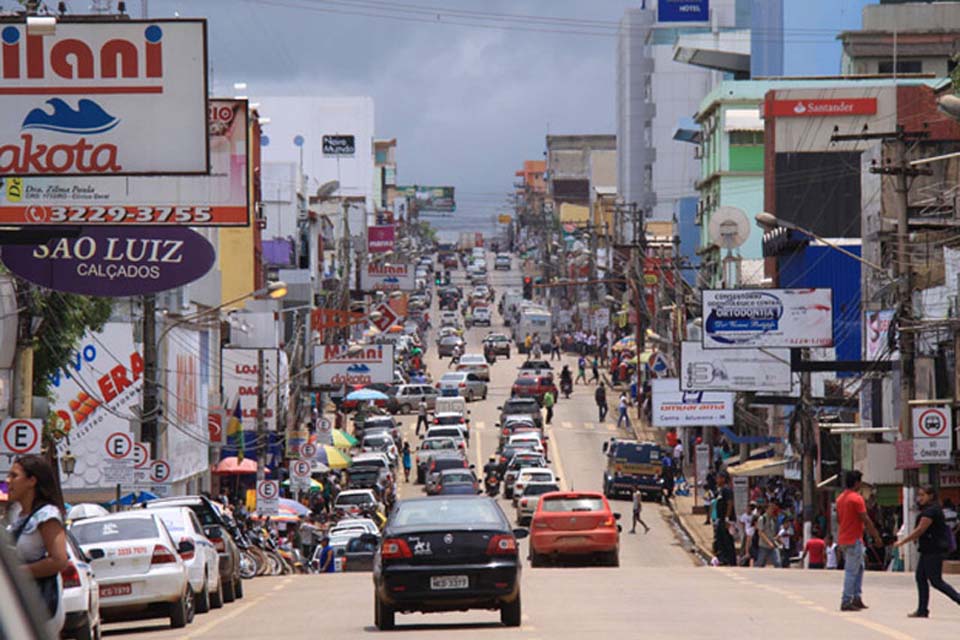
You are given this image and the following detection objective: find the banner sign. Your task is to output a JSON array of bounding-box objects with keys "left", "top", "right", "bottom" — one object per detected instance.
[
  {"left": 360, "top": 263, "right": 415, "bottom": 291},
  {"left": 221, "top": 348, "right": 279, "bottom": 432},
  {"left": 163, "top": 327, "right": 208, "bottom": 482},
  {"left": 0, "top": 19, "right": 208, "bottom": 176},
  {"left": 864, "top": 310, "right": 897, "bottom": 361},
  {"left": 702, "top": 289, "right": 833, "bottom": 349},
  {"left": 322, "top": 134, "right": 355, "bottom": 156},
  {"left": 371, "top": 302, "right": 400, "bottom": 332},
  {"left": 1, "top": 226, "right": 215, "bottom": 296},
  {"left": 766, "top": 98, "right": 877, "bottom": 118},
  {"left": 912, "top": 406, "right": 953, "bottom": 464},
  {"left": 311, "top": 343, "right": 395, "bottom": 386},
  {"left": 681, "top": 341, "right": 792, "bottom": 392},
  {"left": 367, "top": 225, "right": 395, "bottom": 253},
  {"left": 0, "top": 98, "right": 248, "bottom": 226},
  {"left": 658, "top": 0, "right": 709, "bottom": 22},
  {"left": 651, "top": 378, "right": 734, "bottom": 428},
  {"left": 395, "top": 185, "right": 455, "bottom": 212}
]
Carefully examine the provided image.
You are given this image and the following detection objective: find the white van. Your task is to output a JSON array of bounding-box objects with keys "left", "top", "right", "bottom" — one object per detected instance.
[{"left": 434, "top": 396, "right": 467, "bottom": 416}]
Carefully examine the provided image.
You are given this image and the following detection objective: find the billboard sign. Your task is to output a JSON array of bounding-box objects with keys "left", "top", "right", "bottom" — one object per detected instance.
[
  {"left": 367, "top": 225, "right": 395, "bottom": 253},
  {"left": 0, "top": 98, "right": 248, "bottom": 226},
  {"left": 395, "top": 185, "right": 455, "bottom": 212},
  {"left": 360, "top": 263, "right": 415, "bottom": 291},
  {"left": 865, "top": 310, "right": 897, "bottom": 361},
  {"left": 651, "top": 378, "right": 734, "bottom": 428},
  {"left": 658, "top": 0, "right": 709, "bottom": 22},
  {"left": 702, "top": 289, "right": 833, "bottom": 349},
  {"left": 163, "top": 327, "right": 208, "bottom": 482},
  {"left": 681, "top": 341, "right": 792, "bottom": 392},
  {"left": 0, "top": 20, "right": 208, "bottom": 176},
  {"left": 912, "top": 406, "right": 953, "bottom": 464},
  {"left": 311, "top": 343, "right": 395, "bottom": 386},
  {"left": 1, "top": 226, "right": 215, "bottom": 296},
  {"left": 766, "top": 98, "right": 877, "bottom": 118},
  {"left": 221, "top": 348, "right": 279, "bottom": 432},
  {"left": 322, "top": 135, "right": 355, "bottom": 156}
]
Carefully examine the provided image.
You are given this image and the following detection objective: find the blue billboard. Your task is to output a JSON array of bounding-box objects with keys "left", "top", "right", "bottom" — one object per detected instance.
[{"left": 658, "top": 0, "right": 709, "bottom": 22}]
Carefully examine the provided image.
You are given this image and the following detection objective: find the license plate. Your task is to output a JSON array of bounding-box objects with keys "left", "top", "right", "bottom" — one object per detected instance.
[
  {"left": 100, "top": 583, "right": 132, "bottom": 598},
  {"left": 558, "top": 536, "right": 587, "bottom": 545},
  {"left": 430, "top": 575, "right": 468, "bottom": 590}
]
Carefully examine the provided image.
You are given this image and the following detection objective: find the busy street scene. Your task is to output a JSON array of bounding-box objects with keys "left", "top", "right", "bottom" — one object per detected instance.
[{"left": 3, "top": 0, "right": 960, "bottom": 639}]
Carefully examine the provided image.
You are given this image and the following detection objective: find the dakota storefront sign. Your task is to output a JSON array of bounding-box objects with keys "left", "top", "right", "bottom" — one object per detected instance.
[
  {"left": 360, "top": 263, "right": 415, "bottom": 291},
  {"left": 1, "top": 226, "right": 215, "bottom": 296},
  {"left": 0, "top": 99, "right": 248, "bottom": 226},
  {"left": 0, "top": 20, "right": 208, "bottom": 175},
  {"left": 311, "top": 343, "right": 395, "bottom": 386}
]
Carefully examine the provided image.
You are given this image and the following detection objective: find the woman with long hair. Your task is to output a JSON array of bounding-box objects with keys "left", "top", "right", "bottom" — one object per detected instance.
[
  {"left": 6, "top": 454, "right": 69, "bottom": 635},
  {"left": 893, "top": 485, "right": 960, "bottom": 618}
]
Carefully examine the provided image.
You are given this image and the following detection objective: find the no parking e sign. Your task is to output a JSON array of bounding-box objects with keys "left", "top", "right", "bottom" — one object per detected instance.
[
  {"left": 0, "top": 419, "right": 42, "bottom": 457},
  {"left": 257, "top": 480, "right": 280, "bottom": 516},
  {"left": 912, "top": 406, "right": 953, "bottom": 464}
]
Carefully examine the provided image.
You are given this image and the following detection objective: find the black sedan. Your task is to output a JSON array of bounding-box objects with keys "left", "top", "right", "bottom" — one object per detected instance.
[{"left": 373, "top": 496, "right": 527, "bottom": 630}]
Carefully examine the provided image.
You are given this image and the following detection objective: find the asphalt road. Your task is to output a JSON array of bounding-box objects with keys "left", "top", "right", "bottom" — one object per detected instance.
[{"left": 105, "top": 253, "right": 960, "bottom": 639}]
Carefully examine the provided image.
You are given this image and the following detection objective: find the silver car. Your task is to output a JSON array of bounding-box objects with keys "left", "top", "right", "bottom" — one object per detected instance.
[
  {"left": 515, "top": 482, "right": 561, "bottom": 525},
  {"left": 437, "top": 371, "right": 488, "bottom": 402}
]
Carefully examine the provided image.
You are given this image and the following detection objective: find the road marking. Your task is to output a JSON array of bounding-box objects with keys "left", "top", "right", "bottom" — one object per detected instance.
[
  {"left": 606, "top": 423, "right": 617, "bottom": 432},
  {"left": 561, "top": 421, "right": 573, "bottom": 430},
  {"left": 474, "top": 420, "right": 485, "bottom": 431},
  {"left": 584, "top": 422, "right": 595, "bottom": 430},
  {"left": 181, "top": 577, "right": 292, "bottom": 638},
  {"left": 545, "top": 423, "right": 569, "bottom": 491}
]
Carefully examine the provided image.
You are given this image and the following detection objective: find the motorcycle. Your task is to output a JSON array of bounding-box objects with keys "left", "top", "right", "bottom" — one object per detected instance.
[
  {"left": 560, "top": 378, "right": 572, "bottom": 399},
  {"left": 485, "top": 473, "right": 501, "bottom": 497}
]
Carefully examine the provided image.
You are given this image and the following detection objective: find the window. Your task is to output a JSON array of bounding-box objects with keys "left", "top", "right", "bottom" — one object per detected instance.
[
  {"left": 729, "top": 131, "right": 764, "bottom": 146},
  {"left": 878, "top": 59, "right": 922, "bottom": 74}
]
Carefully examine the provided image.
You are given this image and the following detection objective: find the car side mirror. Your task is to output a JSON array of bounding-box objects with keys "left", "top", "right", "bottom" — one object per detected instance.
[
  {"left": 614, "top": 513, "right": 622, "bottom": 521},
  {"left": 178, "top": 539, "right": 196, "bottom": 556},
  {"left": 87, "top": 548, "right": 106, "bottom": 560},
  {"left": 469, "top": 464, "right": 476, "bottom": 469},
  {"left": 512, "top": 528, "right": 529, "bottom": 540}
]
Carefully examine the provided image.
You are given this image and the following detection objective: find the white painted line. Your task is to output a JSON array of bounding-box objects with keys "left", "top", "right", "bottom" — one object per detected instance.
[
  {"left": 546, "top": 423, "right": 569, "bottom": 492},
  {"left": 584, "top": 422, "right": 595, "bottom": 430},
  {"left": 561, "top": 421, "right": 573, "bottom": 430}
]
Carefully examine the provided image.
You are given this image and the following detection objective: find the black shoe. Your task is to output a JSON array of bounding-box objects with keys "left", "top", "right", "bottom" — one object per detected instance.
[
  {"left": 907, "top": 611, "right": 928, "bottom": 618},
  {"left": 852, "top": 598, "right": 868, "bottom": 610},
  {"left": 840, "top": 603, "right": 859, "bottom": 612}
]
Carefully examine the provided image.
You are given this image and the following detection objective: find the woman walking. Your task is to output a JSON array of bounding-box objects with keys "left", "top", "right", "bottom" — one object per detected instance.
[
  {"left": 401, "top": 442, "right": 412, "bottom": 482},
  {"left": 893, "top": 485, "right": 960, "bottom": 618},
  {"left": 6, "top": 454, "right": 69, "bottom": 636}
]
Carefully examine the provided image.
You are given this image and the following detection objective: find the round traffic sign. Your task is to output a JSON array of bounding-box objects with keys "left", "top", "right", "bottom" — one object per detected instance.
[
  {"left": 2, "top": 419, "right": 40, "bottom": 455},
  {"left": 917, "top": 408, "right": 949, "bottom": 437},
  {"left": 258, "top": 480, "right": 279, "bottom": 500},
  {"left": 105, "top": 432, "right": 133, "bottom": 460},
  {"left": 301, "top": 443, "right": 317, "bottom": 459},
  {"left": 132, "top": 443, "right": 149, "bottom": 469},
  {"left": 318, "top": 418, "right": 331, "bottom": 432},
  {"left": 149, "top": 460, "right": 171, "bottom": 483},
  {"left": 291, "top": 460, "right": 311, "bottom": 478}
]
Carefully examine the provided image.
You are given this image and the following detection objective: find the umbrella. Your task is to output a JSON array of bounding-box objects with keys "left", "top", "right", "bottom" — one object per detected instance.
[
  {"left": 67, "top": 503, "right": 109, "bottom": 521},
  {"left": 613, "top": 336, "right": 636, "bottom": 352},
  {"left": 331, "top": 429, "right": 358, "bottom": 449},
  {"left": 106, "top": 491, "right": 159, "bottom": 507},
  {"left": 345, "top": 388, "right": 389, "bottom": 402},
  {"left": 212, "top": 457, "right": 265, "bottom": 475},
  {"left": 249, "top": 513, "right": 300, "bottom": 523},
  {"left": 282, "top": 477, "right": 323, "bottom": 491},
  {"left": 279, "top": 498, "right": 310, "bottom": 516},
  {"left": 316, "top": 445, "right": 352, "bottom": 469}
]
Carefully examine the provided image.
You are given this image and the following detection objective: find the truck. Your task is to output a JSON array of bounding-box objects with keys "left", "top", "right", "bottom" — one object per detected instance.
[
  {"left": 601, "top": 439, "right": 663, "bottom": 499},
  {"left": 514, "top": 306, "right": 552, "bottom": 352},
  {"left": 435, "top": 231, "right": 459, "bottom": 252},
  {"left": 458, "top": 231, "right": 476, "bottom": 251},
  {"left": 499, "top": 289, "right": 524, "bottom": 326}
]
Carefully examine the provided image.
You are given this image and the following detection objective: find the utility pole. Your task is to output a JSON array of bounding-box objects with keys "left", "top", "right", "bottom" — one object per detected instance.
[
  {"left": 256, "top": 348, "right": 266, "bottom": 485},
  {"left": 141, "top": 294, "right": 159, "bottom": 458}
]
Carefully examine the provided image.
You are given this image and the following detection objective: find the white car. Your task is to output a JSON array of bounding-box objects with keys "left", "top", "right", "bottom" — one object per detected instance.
[
  {"left": 424, "top": 425, "right": 469, "bottom": 448},
  {"left": 515, "top": 482, "right": 561, "bottom": 525},
  {"left": 456, "top": 354, "right": 491, "bottom": 381},
  {"left": 148, "top": 506, "right": 223, "bottom": 614},
  {"left": 438, "top": 371, "right": 488, "bottom": 402},
  {"left": 71, "top": 512, "right": 193, "bottom": 629},
  {"left": 62, "top": 532, "right": 101, "bottom": 640},
  {"left": 472, "top": 307, "right": 493, "bottom": 326},
  {"left": 506, "top": 432, "right": 546, "bottom": 457},
  {"left": 512, "top": 467, "right": 557, "bottom": 505},
  {"left": 334, "top": 489, "right": 380, "bottom": 517},
  {"left": 439, "top": 310, "right": 460, "bottom": 327},
  {"left": 328, "top": 518, "right": 380, "bottom": 538}
]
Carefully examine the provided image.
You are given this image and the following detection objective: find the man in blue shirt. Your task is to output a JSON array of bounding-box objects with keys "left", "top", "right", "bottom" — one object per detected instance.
[{"left": 318, "top": 536, "right": 336, "bottom": 573}]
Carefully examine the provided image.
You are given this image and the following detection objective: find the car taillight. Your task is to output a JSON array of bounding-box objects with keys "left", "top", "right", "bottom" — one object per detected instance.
[
  {"left": 151, "top": 544, "right": 178, "bottom": 565},
  {"left": 521, "top": 499, "right": 528, "bottom": 507},
  {"left": 601, "top": 516, "right": 616, "bottom": 528},
  {"left": 486, "top": 534, "right": 517, "bottom": 555},
  {"left": 459, "top": 383, "right": 466, "bottom": 388},
  {"left": 209, "top": 536, "right": 226, "bottom": 553},
  {"left": 502, "top": 428, "right": 510, "bottom": 435},
  {"left": 61, "top": 563, "right": 81, "bottom": 589},
  {"left": 434, "top": 418, "right": 439, "bottom": 424},
  {"left": 381, "top": 538, "right": 413, "bottom": 559},
  {"left": 178, "top": 537, "right": 195, "bottom": 561},
  {"left": 500, "top": 456, "right": 507, "bottom": 463}
]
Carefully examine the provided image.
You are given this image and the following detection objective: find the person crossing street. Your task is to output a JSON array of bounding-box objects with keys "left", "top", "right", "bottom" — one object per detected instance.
[
  {"left": 631, "top": 486, "right": 650, "bottom": 534},
  {"left": 595, "top": 384, "right": 608, "bottom": 421},
  {"left": 543, "top": 389, "right": 555, "bottom": 425},
  {"left": 575, "top": 356, "right": 587, "bottom": 385},
  {"left": 415, "top": 398, "right": 429, "bottom": 435}
]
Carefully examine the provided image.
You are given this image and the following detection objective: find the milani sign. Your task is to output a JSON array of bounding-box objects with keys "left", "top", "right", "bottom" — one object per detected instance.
[{"left": 0, "top": 20, "right": 208, "bottom": 176}]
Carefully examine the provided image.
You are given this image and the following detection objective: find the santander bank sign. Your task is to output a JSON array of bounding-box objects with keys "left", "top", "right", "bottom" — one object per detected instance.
[
  {"left": 0, "top": 20, "right": 208, "bottom": 176},
  {"left": 768, "top": 97, "right": 878, "bottom": 118}
]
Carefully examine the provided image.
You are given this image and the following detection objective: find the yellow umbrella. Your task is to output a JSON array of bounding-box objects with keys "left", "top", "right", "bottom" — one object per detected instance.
[
  {"left": 317, "top": 445, "right": 352, "bottom": 469},
  {"left": 332, "top": 429, "right": 358, "bottom": 449}
]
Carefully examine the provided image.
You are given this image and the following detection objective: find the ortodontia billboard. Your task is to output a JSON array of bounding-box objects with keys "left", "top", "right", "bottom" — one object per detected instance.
[{"left": 396, "top": 185, "right": 455, "bottom": 212}]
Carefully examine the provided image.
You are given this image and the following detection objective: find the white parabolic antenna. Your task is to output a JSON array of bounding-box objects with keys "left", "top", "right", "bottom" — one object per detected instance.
[{"left": 708, "top": 206, "right": 750, "bottom": 250}]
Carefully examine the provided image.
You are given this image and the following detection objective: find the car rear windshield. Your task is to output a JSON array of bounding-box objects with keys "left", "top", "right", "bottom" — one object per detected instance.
[
  {"left": 72, "top": 517, "right": 160, "bottom": 544},
  {"left": 392, "top": 499, "right": 503, "bottom": 528},
  {"left": 421, "top": 439, "right": 455, "bottom": 450},
  {"left": 541, "top": 496, "right": 605, "bottom": 512},
  {"left": 337, "top": 494, "right": 373, "bottom": 505},
  {"left": 505, "top": 399, "right": 538, "bottom": 411},
  {"left": 513, "top": 378, "right": 535, "bottom": 386},
  {"left": 352, "top": 458, "right": 387, "bottom": 470},
  {"left": 434, "top": 457, "right": 467, "bottom": 471},
  {"left": 523, "top": 484, "right": 560, "bottom": 496},
  {"left": 436, "top": 416, "right": 464, "bottom": 425}
]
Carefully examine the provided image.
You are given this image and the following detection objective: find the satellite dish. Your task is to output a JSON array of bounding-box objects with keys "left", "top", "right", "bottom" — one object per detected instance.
[
  {"left": 316, "top": 180, "right": 340, "bottom": 199},
  {"left": 708, "top": 206, "right": 750, "bottom": 250}
]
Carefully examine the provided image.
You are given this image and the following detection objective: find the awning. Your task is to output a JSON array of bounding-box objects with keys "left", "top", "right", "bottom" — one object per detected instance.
[
  {"left": 727, "top": 457, "right": 789, "bottom": 477},
  {"left": 724, "top": 108, "right": 763, "bottom": 132}
]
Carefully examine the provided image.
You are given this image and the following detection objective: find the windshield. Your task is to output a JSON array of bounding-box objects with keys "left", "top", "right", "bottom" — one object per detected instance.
[
  {"left": 391, "top": 499, "right": 504, "bottom": 528},
  {"left": 73, "top": 517, "right": 160, "bottom": 544},
  {"left": 541, "top": 497, "right": 606, "bottom": 513},
  {"left": 522, "top": 484, "right": 560, "bottom": 496},
  {"left": 337, "top": 494, "right": 374, "bottom": 506}
]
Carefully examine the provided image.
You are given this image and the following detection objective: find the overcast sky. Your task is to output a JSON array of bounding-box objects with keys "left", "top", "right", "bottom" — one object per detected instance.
[{"left": 138, "top": 0, "right": 871, "bottom": 217}]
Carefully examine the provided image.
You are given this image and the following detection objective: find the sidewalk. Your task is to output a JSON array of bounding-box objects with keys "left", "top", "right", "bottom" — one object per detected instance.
[{"left": 668, "top": 492, "right": 715, "bottom": 562}]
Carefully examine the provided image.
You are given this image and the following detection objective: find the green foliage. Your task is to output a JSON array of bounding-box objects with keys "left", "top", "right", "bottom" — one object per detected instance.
[
  {"left": 952, "top": 55, "right": 960, "bottom": 93},
  {"left": 29, "top": 290, "right": 113, "bottom": 398}
]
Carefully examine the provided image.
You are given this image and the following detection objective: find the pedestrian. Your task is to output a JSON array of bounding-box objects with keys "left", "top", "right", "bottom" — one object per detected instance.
[
  {"left": 660, "top": 456, "right": 675, "bottom": 502},
  {"left": 6, "top": 455, "right": 69, "bottom": 636},
  {"left": 756, "top": 501, "right": 782, "bottom": 568},
  {"left": 616, "top": 392, "right": 631, "bottom": 430},
  {"left": 837, "top": 470, "right": 882, "bottom": 612},
  {"left": 713, "top": 471, "right": 737, "bottom": 566},
  {"left": 532, "top": 340, "right": 542, "bottom": 359},
  {"left": 825, "top": 534, "right": 839, "bottom": 570},
  {"left": 317, "top": 536, "right": 336, "bottom": 573},
  {"left": 893, "top": 484, "right": 960, "bottom": 618},
  {"left": 673, "top": 440, "right": 684, "bottom": 470},
  {"left": 777, "top": 517, "right": 795, "bottom": 568},
  {"left": 575, "top": 356, "right": 587, "bottom": 385},
  {"left": 401, "top": 442, "right": 412, "bottom": 482},
  {"left": 524, "top": 334, "right": 532, "bottom": 354},
  {"left": 739, "top": 502, "right": 757, "bottom": 566},
  {"left": 594, "top": 384, "right": 608, "bottom": 422},
  {"left": 415, "top": 398, "right": 428, "bottom": 435},
  {"left": 631, "top": 486, "right": 650, "bottom": 534},
  {"left": 801, "top": 530, "right": 827, "bottom": 569},
  {"left": 551, "top": 334, "right": 562, "bottom": 361},
  {"left": 543, "top": 389, "right": 555, "bottom": 425},
  {"left": 589, "top": 356, "right": 600, "bottom": 385}
]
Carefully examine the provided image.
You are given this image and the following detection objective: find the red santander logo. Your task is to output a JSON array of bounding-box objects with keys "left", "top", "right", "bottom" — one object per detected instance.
[{"left": 769, "top": 98, "right": 877, "bottom": 118}]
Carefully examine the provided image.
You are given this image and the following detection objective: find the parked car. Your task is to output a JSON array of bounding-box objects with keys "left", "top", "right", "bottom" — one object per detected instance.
[
  {"left": 334, "top": 489, "right": 382, "bottom": 518},
  {"left": 142, "top": 495, "right": 243, "bottom": 603},
  {"left": 437, "top": 371, "right": 488, "bottom": 402},
  {"left": 415, "top": 437, "right": 462, "bottom": 483},
  {"left": 456, "top": 354, "right": 491, "bottom": 381},
  {"left": 498, "top": 397, "right": 543, "bottom": 428},
  {"left": 387, "top": 384, "right": 439, "bottom": 415},
  {"left": 495, "top": 253, "right": 512, "bottom": 270},
  {"left": 423, "top": 425, "right": 469, "bottom": 447},
  {"left": 434, "top": 468, "right": 481, "bottom": 496},
  {"left": 510, "top": 375, "right": 558, "bottom": 405},
  {"left": 70, "top": 512, "right": 194, "bottom": 628},
  {"left": 147, "top": 506, "right": 223, "bottom": 614},
  {"left": 528, "top": 492, "right": 621, "bottom": 567},
  {"left": 502, "top": 452, "right": 549, "bottom": 500},
  {"left": 62, "top": 531, "right": 102, "bottom": 640},
  {"left": 356, "top": 414, "right": 401, "bottom": 444},
  {"left": 483, "top": 332, "right": 512, "bottom": 357}
]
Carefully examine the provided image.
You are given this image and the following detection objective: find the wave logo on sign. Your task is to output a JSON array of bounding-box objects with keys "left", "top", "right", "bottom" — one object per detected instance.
[
  {"left": 21, "top": 98, "right": 119, "bottom": 135},
  {"left": 705, "top": 291, "right": 783, "bottom": 345}
]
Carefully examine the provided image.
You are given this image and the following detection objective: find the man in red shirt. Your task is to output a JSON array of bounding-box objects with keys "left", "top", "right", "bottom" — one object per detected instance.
[
  {"left": 836, "top": 470, "right": 882, "bottom": 611},
  {"left": 801, "top": 530, "right": 827, "bottom": 569}
]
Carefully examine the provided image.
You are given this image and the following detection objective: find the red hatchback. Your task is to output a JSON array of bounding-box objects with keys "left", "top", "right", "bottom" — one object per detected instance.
[
  {"left": 510, "top": 375, "right": 558, "bottom": 406},
  {"left": 528, "top": 491, "right": 620, "bottom": 567}
]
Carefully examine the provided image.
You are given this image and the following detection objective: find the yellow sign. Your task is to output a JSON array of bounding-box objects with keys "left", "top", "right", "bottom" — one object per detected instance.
[
  {"left": 5, "top": 177, "right": 22, "bottom": 202},
  {"left": 644, "top": 274, "right": 659, "bottom": 286},
  {"left": 498, "top": 214, "right": 512, "bottom": 224}
]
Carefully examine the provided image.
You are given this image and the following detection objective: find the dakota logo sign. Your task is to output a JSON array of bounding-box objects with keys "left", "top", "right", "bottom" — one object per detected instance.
[
  {"left": 311, "top": 343, "right": 395, "bottom": 386},
  {"left": 767, "top": 98, "right": 877, "bottom": 118},
  {"left": 360, "top": 262, "right": 415, "bottom": 291},
  {"left": 1, "top": 226, "right": 215, "bottom": 297},
  {"left": 0, "top": 20, "right": 208, "bottom": 176}
]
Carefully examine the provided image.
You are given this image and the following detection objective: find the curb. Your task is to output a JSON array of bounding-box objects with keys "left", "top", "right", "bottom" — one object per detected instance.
[{"left": 664, "top": 499, "right": 712, "bottom": 566}]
